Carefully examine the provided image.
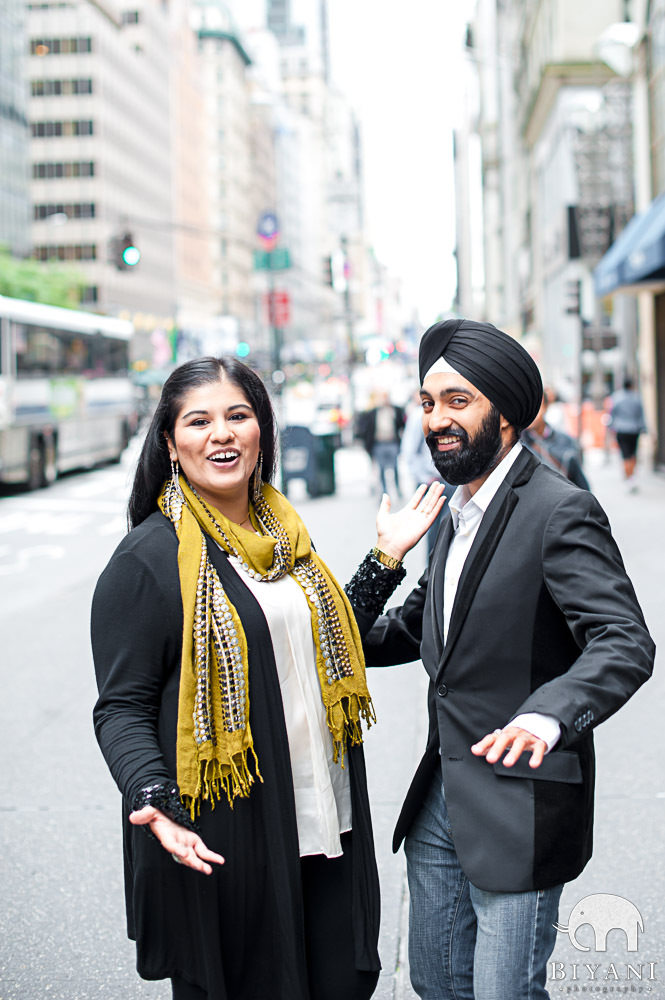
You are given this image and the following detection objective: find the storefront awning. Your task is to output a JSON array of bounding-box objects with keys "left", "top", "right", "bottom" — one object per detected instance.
[{"left": 594, "top": 192, "right": 665, "bottom": 296}]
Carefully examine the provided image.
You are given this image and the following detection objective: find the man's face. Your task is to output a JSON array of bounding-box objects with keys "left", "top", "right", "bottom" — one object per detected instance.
[{"left": 420, "top": 372, "right": 508, "bottom": 486}]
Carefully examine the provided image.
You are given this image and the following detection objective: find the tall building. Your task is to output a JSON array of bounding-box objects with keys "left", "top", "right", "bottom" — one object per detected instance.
[
  {"left": 593, "top": 0, "right": 665, "bottom": 465},
  {"left": 0, "top": 0, "right": 30, "bottom": 256},
  {"left": 27, "top": 0, "right": 176, "bottom": 354},
  {"left": 191, "top": 1, "right": 256, "bottom": 344},
  {"left": 461, "top": 0, "right": 637, "bottom": 403},
  {"left": 167, "top": 0, "right": 218, "bottom": 332}
]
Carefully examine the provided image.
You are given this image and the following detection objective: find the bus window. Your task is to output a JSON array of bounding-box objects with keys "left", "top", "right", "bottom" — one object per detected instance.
[
  {"left": 16, "top": 323, "right": 63, "bottom": 376},
  {"left": 90, "top": 333, "right": 129, "bottom": 375}
]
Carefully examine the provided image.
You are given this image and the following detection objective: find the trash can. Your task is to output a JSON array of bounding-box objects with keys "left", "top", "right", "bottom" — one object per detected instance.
[{"left": 281, "top": 425, "right": 337, "bottom": 498}]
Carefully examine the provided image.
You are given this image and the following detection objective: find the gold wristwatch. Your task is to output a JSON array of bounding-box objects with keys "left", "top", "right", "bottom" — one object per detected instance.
[{"left": 371, "top": 546, "right": 404, "bottom": 571}]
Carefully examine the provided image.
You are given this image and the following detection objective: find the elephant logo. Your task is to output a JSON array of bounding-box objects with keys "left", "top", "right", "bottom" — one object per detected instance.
[{"left": 554, "top": 894, "right": 644, "bottom": 952}]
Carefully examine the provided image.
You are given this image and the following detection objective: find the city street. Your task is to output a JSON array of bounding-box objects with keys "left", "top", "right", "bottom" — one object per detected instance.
[{"left": 0, "top": 441, "right": 663, "bottom": 999}]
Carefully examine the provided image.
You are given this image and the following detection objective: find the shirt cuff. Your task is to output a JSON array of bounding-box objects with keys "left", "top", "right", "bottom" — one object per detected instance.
[{"left": 510, "top": 713, "right": 561, "bottom": 753}]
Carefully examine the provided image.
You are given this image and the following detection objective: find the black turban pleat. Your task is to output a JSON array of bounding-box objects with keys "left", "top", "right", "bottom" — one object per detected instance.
[{"left": 418, "top": 319, "right": 543, "bottom": 431}]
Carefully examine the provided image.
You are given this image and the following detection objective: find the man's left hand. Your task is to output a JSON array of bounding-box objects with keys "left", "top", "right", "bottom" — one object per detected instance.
[{"left": 471, "top": 726, "right": 547, "bottom": 769}]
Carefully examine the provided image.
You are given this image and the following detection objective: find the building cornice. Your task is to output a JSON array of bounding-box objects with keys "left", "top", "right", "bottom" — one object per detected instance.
[
  {"left": 197, "top": 30, "right": 251, "bottom": 66},
  {"left": 522, "top": 61, "right": 617, "bottom": 147}
]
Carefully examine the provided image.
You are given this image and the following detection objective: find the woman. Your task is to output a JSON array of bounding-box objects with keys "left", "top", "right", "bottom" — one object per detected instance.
[{"left": 92, "top": 357, "right": 443, "bottom": 1000}]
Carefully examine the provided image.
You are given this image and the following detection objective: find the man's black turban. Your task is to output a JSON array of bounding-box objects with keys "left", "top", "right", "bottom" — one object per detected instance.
[{"left": 418, "top": 318, "right": 543, "bottom": 431}]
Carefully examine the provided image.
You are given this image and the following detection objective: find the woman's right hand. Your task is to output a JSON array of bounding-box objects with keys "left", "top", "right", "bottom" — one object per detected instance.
[
  {"left": 375, "top": 481, "right": 446, "bottom": 561},
  {"left": 129, "top": 806, "right": 225, "bottom": 875}
]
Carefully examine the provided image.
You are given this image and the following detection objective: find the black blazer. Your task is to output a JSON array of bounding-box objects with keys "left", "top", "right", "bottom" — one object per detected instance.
[{"left": 362, "top": 449, "right": 654, "bottom": 891}]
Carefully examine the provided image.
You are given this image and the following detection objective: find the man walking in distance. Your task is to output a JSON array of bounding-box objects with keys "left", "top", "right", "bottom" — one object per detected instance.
[
  {"left": 608, "top": 376, "right": 648, "bottom": 491},
  {"left": 355, "top": 319, "right": 654, "bottom": 1000},
  {"left": 521, "top": 390, "right": 590, "bottom": 490}
]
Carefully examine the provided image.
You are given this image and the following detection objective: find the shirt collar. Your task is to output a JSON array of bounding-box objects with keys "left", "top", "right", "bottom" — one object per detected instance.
[{"left": 449, "top": 442, "right": 523, "bottom": 529}]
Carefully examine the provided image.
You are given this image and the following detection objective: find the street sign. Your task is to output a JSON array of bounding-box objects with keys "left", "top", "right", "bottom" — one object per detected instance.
[
  {"left": 253, "top": 248, "right": 291, "bottom": 270},
  {"left": 265, "top": 290, "right": 290, "bottom": 327},
  {"left": 257, "top": 212, "right": 279, "bottom": 250},
  {"left": 582, "top": 328, "right": 618, "bottom": 351}
]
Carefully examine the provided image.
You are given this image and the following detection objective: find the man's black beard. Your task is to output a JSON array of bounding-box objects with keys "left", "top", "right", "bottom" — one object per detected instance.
[{"left": 427, "top": 405, "right": 504, "bottom": 485}]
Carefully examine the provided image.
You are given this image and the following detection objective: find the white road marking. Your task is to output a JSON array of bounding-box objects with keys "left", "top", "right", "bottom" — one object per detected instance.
[{"left": 0, "top": 544, "right": 66, "bottom": 576}]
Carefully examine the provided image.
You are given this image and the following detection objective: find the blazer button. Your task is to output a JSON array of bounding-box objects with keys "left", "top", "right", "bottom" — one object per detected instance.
[{"left": 437, "top": 683, "right": 448, "bottom": 697}]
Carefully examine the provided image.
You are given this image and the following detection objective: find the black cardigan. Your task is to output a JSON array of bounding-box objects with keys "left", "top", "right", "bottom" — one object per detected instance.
[{"left": 92, "top": 511, "right": 380, "bottom": 999}]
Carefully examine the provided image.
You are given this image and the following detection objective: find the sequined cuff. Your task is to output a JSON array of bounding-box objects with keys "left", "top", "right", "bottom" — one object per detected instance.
[
  {"left": 345, "top": 551, "right": 407, "bottom": 616},
  {"left": 131, "top": 781, "right": 198, "bottom": 834}
]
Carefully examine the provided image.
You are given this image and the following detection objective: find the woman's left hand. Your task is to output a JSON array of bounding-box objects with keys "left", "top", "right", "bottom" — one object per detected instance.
[
  {"left": 375, "top": 482, "right": 446, "bottom": 562},
  {"left": 129, "top": 806, "right": 225, "bottom": 875}
]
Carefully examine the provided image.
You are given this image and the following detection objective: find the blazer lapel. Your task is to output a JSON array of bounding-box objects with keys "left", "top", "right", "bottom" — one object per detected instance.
[
  {"left": 436, "top": 449, "right": 539, "bottom": 677},
  {"left": 427, "top": 512, "right": 454, "bottom": 663}
]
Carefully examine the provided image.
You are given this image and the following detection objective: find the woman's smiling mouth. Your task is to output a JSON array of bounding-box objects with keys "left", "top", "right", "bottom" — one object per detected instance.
[{"left": 207, "top": 450, "right": 240, "bottom": 464}]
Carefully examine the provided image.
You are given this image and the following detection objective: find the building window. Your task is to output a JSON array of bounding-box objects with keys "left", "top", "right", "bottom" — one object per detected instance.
[
  {"left": 33, "top": 244, "right": 97, "bottom": 261},
  {"left": 31, "top": 78, "right": 93, "bottom": 96},
  {"left": 34, "top": 203, "right": 96, "bottom": 220},
  {"left": 30, "top": 37, "right": 93, "bottom": 55},
  {"left": 81, "top": 285, "right": 98, "bottom": 303},
  {"left": 32, "top": 161, "right": 95, "bottom": 178},
  {"left": 31, "top": 120, "right": 94, "bottom": 137},
  {"left": 121, "top": 10, "right": 140, "bottom": 23}
]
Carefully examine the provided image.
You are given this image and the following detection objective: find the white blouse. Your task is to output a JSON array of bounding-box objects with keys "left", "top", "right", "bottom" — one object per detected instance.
[{"left": 227, "top": 555, "right": 352, "bottom": 858}]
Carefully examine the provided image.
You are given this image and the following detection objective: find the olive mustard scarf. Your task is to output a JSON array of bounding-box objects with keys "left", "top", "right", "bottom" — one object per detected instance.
[{"left": 158, "top": 472, "right": 375, "bottom": 816}]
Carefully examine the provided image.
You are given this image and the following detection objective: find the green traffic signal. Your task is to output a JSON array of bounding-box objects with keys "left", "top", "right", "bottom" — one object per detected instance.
[
  {"left": 112, "top": 231, "right": 140, "bottom": 270},
  {"left": 122, "top": 244, "right": 141, "bottom": 267}
]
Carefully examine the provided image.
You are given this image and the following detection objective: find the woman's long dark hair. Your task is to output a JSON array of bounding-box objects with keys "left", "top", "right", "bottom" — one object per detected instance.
[{"left": 128, "top": 356, "right": 278, "bottom": 529}]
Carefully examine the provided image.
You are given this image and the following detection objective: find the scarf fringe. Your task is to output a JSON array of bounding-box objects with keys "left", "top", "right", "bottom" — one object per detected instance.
[
  {"left": 184, "top": 746, "right": 263, "bottom": 817},
  {"left": 329, "top": 695, "right": 376, "bottom": 766}
]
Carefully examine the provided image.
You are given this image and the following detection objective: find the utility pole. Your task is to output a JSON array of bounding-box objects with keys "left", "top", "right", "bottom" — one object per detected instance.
[
  {"left": 565, "top": 278, "right": 584, "bottom": 444},
  {"left": 339, "top": 235, "right": 359, "bottom": 422}
]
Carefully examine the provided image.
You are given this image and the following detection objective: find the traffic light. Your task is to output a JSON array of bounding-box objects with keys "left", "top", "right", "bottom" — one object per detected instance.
[
  {"left": 564, "top": 279, "right": 581, "bottom": 315},
  {"left": 111, "top": 232, "right": 141, "bottom": 270}
]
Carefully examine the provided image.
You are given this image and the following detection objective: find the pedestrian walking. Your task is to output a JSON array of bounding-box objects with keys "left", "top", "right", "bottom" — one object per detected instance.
[
  {"left": 350, "top": 319, "right": 654, "bottom": 1000},
  {"left": 356, "top": 390, "right": 405, "bottom": 497},
  {"left": 521, "top": 390, "right": 590, "bottom": 490},
  {"left": 91, "top": 356, "right": 443, "bottom": 1000},
  {"left": 608, "top": 376, "right": 647, "bottom": 491}
]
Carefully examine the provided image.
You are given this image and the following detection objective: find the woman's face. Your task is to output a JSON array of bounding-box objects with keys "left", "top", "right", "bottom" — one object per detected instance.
[{"left": 165, "top": 377, "right": 261, "bottom": 513}]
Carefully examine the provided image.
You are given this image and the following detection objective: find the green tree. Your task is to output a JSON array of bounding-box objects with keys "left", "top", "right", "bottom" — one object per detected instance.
[{"left": 0, "top": 249, "right": 86, "bottom": 308}]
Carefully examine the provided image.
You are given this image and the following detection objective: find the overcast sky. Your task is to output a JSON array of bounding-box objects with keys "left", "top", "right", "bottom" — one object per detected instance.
[{"left": 327, "top": 1, "right": 474, "bottom": 324}]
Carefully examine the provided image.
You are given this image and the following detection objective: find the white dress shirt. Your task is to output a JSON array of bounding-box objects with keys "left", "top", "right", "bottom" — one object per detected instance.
[
  {"left": 444, "top": 442, "right": 561, "bottom": 752},
  {"left": 228, "top": 555, "right": 352, "bottom": 857}
]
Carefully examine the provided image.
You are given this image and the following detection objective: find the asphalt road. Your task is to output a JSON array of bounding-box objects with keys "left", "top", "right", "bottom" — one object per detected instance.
[{"left": 0, "top": 442, "right": 662, "bottom": 999}]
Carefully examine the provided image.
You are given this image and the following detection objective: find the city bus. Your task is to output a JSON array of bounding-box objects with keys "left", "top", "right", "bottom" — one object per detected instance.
[{"left": 0, "top": 295, "right": 138, "bottom": 489}]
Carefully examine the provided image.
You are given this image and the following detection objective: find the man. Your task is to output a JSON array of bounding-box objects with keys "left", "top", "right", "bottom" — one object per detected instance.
[
  {"left": 356, "top": 390, "right": 405, "bottom": 496},
  {"left": 521, "top": 390, "right": 590, "bottom": 490},
  {"left": 355, "top": 319, "right": 654, "bottom": 1000},
  {"left": 608, "top": 376, "right": 647, "bottom": 491}
]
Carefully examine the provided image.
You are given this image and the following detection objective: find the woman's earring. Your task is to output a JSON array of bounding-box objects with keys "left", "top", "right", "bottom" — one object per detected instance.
[
  {"left": 165, "top": 457, "right": 184, "bottom": 522},
  {"left": 252, "top": 451, "right": 263, "bottom": 503}
]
